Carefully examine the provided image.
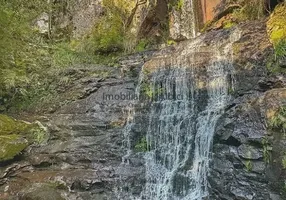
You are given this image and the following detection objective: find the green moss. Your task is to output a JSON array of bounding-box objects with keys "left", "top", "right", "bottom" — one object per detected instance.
[
  {"left": 0, "top": 115, "right": 47, "bottom": 161},
  {"left": 135, "top": 137, "right": 148, "bottom": 152},
  {"left": 135, "top": 39, "right": 149, "bottom": 52},
  {"left": 223, "top": 20, "right": 236, "bottom": 29},
  {"left": 262, "top": 137, "right": 272, "bottom": 164},
  {"left": 0, "top": 114, "right": 31, "bottom": 135},
  {"left": 167, "top": 40, "right": 177, "bottom": 46},
  {"left": 267, "top": 3, "right": 286, "bottom": 45},
  {"left": 239, "top": 0, "right": 265, "bottom": 20},
  {"left": 0, "top": 134, "right": 28, "bottom": 161},
  {"left": 176, "top": 0, "right": 184, "bottom": 10},
  {"left": 274, "top": 39, "right": 286, "bottom": 60},
  {"left": 245, "top": 160, "right": 253, "bottom": 171}
]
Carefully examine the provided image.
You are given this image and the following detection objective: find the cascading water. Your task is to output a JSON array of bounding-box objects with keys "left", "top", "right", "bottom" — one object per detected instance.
[{"left": 118, "top": 29, "right": 241, "bottom": 200}]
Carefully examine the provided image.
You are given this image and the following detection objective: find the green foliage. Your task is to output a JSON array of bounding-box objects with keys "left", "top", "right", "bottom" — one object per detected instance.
[
  {"left": 135, "top": 137, "right": 148, "bottom": 152},
  {"left": 51, "top": 42, "right": 119, "bottom": 67},
  {"left": 135, "top": 39, "right": 149, "bottom": 52},
  {"left": 167, "top": 40, "right": 177, "bottom": 46},
  {"left": 266, "top": 55, "right": 284, "bottom": 74},
  {"left": 0, "top": 0, "right": 50, "bottom": 103},
  {"left": 245, "top": 160, "right": 253, "bottom": 171},
  {"left": 223, "top": 20, "right": 236, "bottom": 29},
  {"left": 0, "top": 0, "right": 147, "bottom": 112},
  {"left": 29, "top": 123, "right": 47, "bottom": 144},
  {"left": 0, "top": 134, "right": 28, "bottom": 161},
  {"left": 176, "top": 0, "right": 184, "bottom": 10},
  {"left": 274, "top": 39, "right": 286, "bottom": 60},
  {"left": 142, "top": 83, "right": 154, "bottom": 98},
  {"left": 82, "top": 14, "right": 124, "bottom": 54},
  {"left": 267, "top": 3, "right": 286, "bottom": 44},
  {"left": 168, "top": 0, "right": 184, "bottom": 11},
  {"left": 266, "top": 39, "right": 286, "bottom": 74},
  {"left": 80, "top": 0, "right": 136, "bottom": 54},
  {"left": 262, "top": 137, "right": 272, "bottom": 164},
  {"left": 268, "top": 106, "right": 286, "bottom": 133},
  {"left": 241, "top": 0, "right": 265, "bottom": 20},
  {"left": 229, "top": 0, "right": 266, "bottom": 23}
]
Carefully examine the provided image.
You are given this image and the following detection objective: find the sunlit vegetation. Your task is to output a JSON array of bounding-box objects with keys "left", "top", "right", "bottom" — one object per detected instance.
[
  {"left": 268, "top": 106, "right": 286, "bottom": 133},
  {"left": 135, "top": 136, "right": 148, "bottom": 152},
  {"left": 0, "top": 0, "right": 145, "bottom": 112}
]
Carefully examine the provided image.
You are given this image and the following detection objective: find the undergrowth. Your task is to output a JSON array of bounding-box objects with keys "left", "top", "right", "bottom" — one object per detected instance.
[
  {"left": 268, "top": 106, "right": 286, "bottom": 133},
  {"left": 135, "top": 136, "right": 148, "bottom": 152}
]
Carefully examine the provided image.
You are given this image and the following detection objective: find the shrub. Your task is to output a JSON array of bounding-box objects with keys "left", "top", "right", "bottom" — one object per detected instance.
[
  {"left": 0, "top": 0, "right": 49, "bottom": 99},
  {"left": 231, "top": 0, "right": 266, "bottom": 22},
  {"left": 82, "top": 14, "right": 124, "bottom": 54},
  {"left": 135, "top": 137, "right": 148, "bottom": 152},
  {"left": 135, "top": 39, "right": 149, "bottom": 52},
  {"left": 268, "top": 106, "right": 286, "bottom": 133},
  {"left": 262, "top": 137, "right": 272, "bottom": 163},
  {"left": 241, "top": 0, "right": 265, "bottom": 20},
  {"left": 274, "top": 39, "right": 286, "bottom": 60},
  {"left": 81, "top": 0, "right": 137, "bottom": 54}
]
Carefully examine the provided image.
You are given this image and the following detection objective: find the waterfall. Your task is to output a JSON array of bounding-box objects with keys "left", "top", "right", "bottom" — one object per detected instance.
[{"left": 118, "top": 30, "right": 241, "bottom": 200}]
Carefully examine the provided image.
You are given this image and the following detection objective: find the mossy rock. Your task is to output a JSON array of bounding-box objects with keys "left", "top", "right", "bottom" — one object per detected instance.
[
  {"left": 0, "top": 134, "right": 28, "bottom": 161},
  {"left": 267, "top": 3, "right": 286, "bottom": 45},
  {"left": 0, "top": 115, "right": 48, "bottom": 162},
  {"left": 0, "top": 114, "right": 31, "bottom": 135}
]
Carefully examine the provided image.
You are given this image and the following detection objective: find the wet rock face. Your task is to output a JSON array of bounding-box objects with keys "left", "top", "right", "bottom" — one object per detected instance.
[{"left": 209, "top": 21, "right": 286, "bottom": 200}]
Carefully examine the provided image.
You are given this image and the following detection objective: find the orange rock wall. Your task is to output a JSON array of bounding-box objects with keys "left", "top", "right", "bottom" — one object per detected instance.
[{"left": 200, "top": 0, "right": 221, "bottom": 23}]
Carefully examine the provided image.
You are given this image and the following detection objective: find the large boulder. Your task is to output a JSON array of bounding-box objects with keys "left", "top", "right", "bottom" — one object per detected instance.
[{"left": 0, "top": 115, "right": 47, "bottom": 162}]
